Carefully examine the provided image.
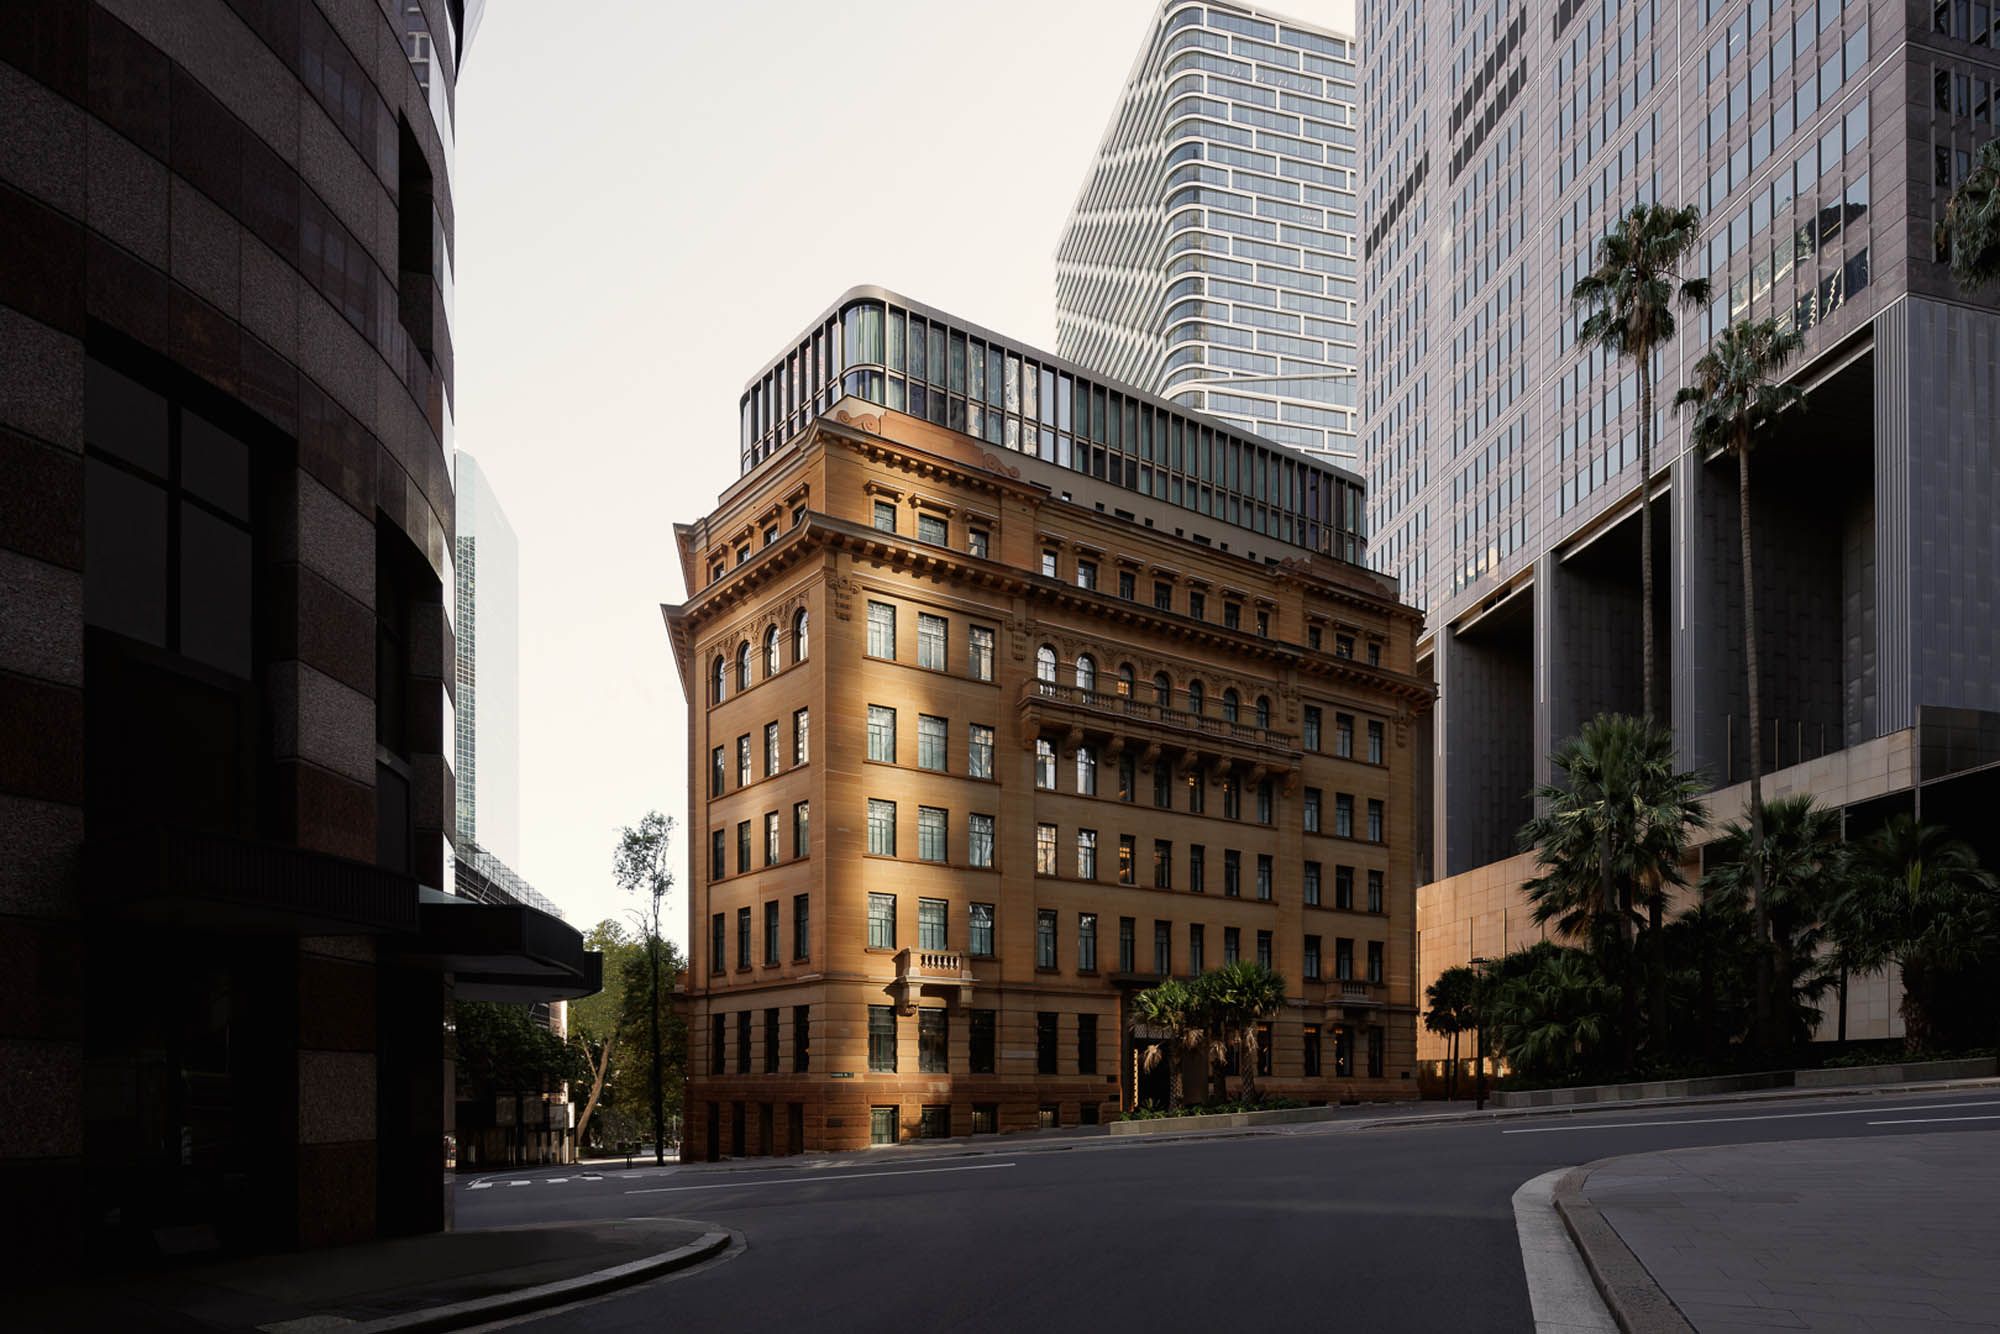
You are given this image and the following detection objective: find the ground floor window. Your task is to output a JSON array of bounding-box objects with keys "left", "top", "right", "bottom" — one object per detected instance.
[
  {"left": 1367, "top": 1024, "right": 1385, "bottom": 1078},
  {"left": 1304, "top": 1023, "right": 1321, "bottom": 1077},
  {"left": 972, "top": 1104, "right": 998, "bottom": 1134},
  {"left": 1037, "top": 1104, "right": 1059, "bottom": 1130},
  {"left": 1079, "top": 1102, "right": 1099, "bottom": 1126},
  {"left": 870, "top": 1105, "right": 898, "bottom": 1145},
  {"left": 1334, "top": 1024, "right": 1354, "bottom": 1077},
  {"left": 920, "top": 1105, "right": 951, "bottom": 1139}
]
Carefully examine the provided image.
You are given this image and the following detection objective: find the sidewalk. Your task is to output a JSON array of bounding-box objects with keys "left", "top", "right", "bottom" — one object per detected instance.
[
  {"left": 15, "top": 1218, "right": 729, "bottom": 1334},
  {"left": 1561, "top": 1131, "right": 2000, "bottom": 1332}
]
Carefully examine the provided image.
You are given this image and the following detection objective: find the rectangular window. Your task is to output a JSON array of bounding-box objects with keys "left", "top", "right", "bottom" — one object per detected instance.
[
  {"left": 1036, "top": 909, "right": 1058, "bottom": 969},
  {"left": 1335, "top": 713, "right": 1354, "bottom": 758},
  {"left": 1305, "top": 787, "right": 1322, "bottom": 833},
  {"left": 1041, "top": 549, "right": 1059, "bottom": 577},
  {"left": 969, "top": 625, "right": 995, "bottom": 681},
  {"left": 1256, "top": 854, "right": 1273, "bottom": 901},
  {"left": 1118, "top": 755, "right": 1136, "bottom": 802},
  {"left": 1119, "top": 917, "right": 1136, "bottom": 972},
  {"left": 764, "top": 1007, "right": 779, "bottom": 1073},
  {"left": 868, "top": 1005, "right": 898, "bottom": 1072},
  {"left": 1367, "top": 869, "right": 1383, "bottom": 913},
  {"left": 1256, "top": 781, "right": 1273, "bottom": 825},
  {"left": 1304, "top": 1023, "right": 1321, "bottom": 1077},
  {"left": 1256, "top": 609, "right": 1270, "bottom": 637},
  {"left": 968, "top": 812, "right": 994, "bottom": 868},
  {"left": 1305, "top": 935, "right": 1322, "bottom": 980},
  {"left": 1118, "top": 834, "right": 1136, "bottom": 885},
  {"left": 1367, "top": 720, "right": 1384, "bottom": 764},
  {"left": 1222, "top": 778, "right": 1240, "bottom": 819},
  {"left": 1189, "top": 923, "right": 1205, "bottom": 973},
  {"left": 918, "top": 897, "right": 947, "bottom": 951},
  {"left": 1154, "top": 921, "right": 1171, "bottom": 976},
  {"left": 1078, "top": 912, "right": 1098, "bottom": 971},
  {"left": 1190, "top": 844, "right": 1206, "bottom": 892},
  {"left": 1187, "top": 772, "right": 1205, "bottom": 813},
  {"left": 866, "top": 601, "right": 895, "bottom": 657},
  {"left": 1224, "top": 850, "right": 1241, "bottom": 897},
  {"left": 1335, "top": 634, "right": 1354, "bottom": 658},
  {"left": 763, "top": 900, "right": 779, "bottom": 964},
  {"left": 1367, "top": 939, "right": 1384, "bottom": 983},
  {"left": 1036, "top": 1012, "right": 1057, "bottom": 1073},
  {"left": 1335, "top": 938, "right": 1353, "bottom": 980},
  {"left": 1153, "top": 580, "right": 1172, "bottom": 610},
  {"left": 764, "top": 811, "right": 779, "bottom": 866},
  {"left": 1336, "top": 865, "right": 1355, "bottom": 909},
  {"left": 917, "top": 513, "right": 948, "bottom": 546},
  {"left": 969, "top": 902, "right": 995, "bottom": 957},
  {"left": 1334, "top": 1025, "right": 1353, "bottom": 1077},
  {"left": 793, "top": 800, "right": 810, "bottom": 858},
  {"left": 873, "top": 499, "right": 897, "bottom": 532},
  {"left": 793, "top": 893, "right": 810, "bottom": 960},
  {"left": 1367, "top": 799, "right": 1384, "bottom": 843},
  {"left": 917, "top": 612, "right": 947, "bottom": 669},
  {"left": 871, "top": 1105, "right": 898, "bottom": 1145},
  {"left": 918, "top": 713, "right": 947, "bottom": 771},
  {"left": 710, "top": 746, "right": 725, "bottom": 796},
  {"left": 736, "top": 1012, "right": 751, "bottom": 1073},
  {"left": 968, "top": 529, "right": 989, "bottom": 559},
  {"left": 1076, "top": 559, "right": 1097, "bottom": 590},
  {"left": 736, "top": 820, "right": 750, "bottom": 873},
  {"left": 867, "top": 704, "right": 896, "bottom": 762},
  {"left": 1036, "top": 822, "right": 1058, "bottom": 875},
  {"left": 918, "top": 806, "right": 947, "bottom": 862},
  {"left": 1153, "top": 839, "right": 1172, "bottom": 888},
  {"left": 709, "top": 1014, "right": 724, "bottom": 1075},
  {"left": 1335, "top": 794, "right": 1354, "bottom": 838},
  {"left": 1224, "top": 602, "right": 1241, "bottom": 629},
  {"left": 1224, "top": 926, "right": 1240, "bottom": 964},
  {"left": 1117, "top": 569, "right": 1135, "bottom": 600},
  {"left": 794, "top": 1004, "right": 811, "bottom": 1072},
  {"left": 1257, "top": 929, "right": 1272, "bottom": 969},
  {"left": 1304, "top": 706, "right": 1321, "bottom": 751},
  {"left": 1189, "top": 590, "right": 1206, "bottom": 620},
  {"left": 1076, "top": 746, "right": 1097, "bottom": 795},
  {"left": 793, "top": 707, "right": 810, "bottom": 765},
  {"left": 1153, "top": 763, "right": 1170, "bottom": 807},
  {"left": 867, "top": 891, "right": 896, "bottom": 949},
  {"left": 1305, "top": 861, "right": 1322, "bottom": 906},
  {"left": 737, "top": 734, "right": 751, "bottom": 786},
  {"left": 710, "top": 912, "right": 725, "bottom": 973},
  {"left": 919, "top": 1008, "right": 948, "bottom": 1073},
  {"left": 1078, "top": 1013, "right": 1099, "bottom": 1073},
  {"left": 1077, "top": 829, "right": 1098, "bottom": 880},
  {"left": 710, "top": 830, "right": 726, "bottom": 880},
  {"left": 970, "top": 1009, "right": 996, "bottom": 1073},
  {"left": 737, "top": 906, "right": 751, "bottom": 969},
  {"left": 867, "top": 798, "right": 896, "bottom": 856},
  {"left": 965, "top": 725, "right": 996, "bottom": 781},
  {"left": 764, "top": 721, "right": 779, "bottom": 776},
  {"left": 1035, "top": 740, "right": 1056, "bottom": 790}
]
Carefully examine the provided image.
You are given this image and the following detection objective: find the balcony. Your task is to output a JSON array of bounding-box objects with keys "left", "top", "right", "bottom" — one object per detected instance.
[
  {"left": 892, "top": 947, "right": 974, "bottom": 1014},
  {"left": 1017, "top": 680, "right": 1299, "bottom": 771},
  {"left": 1327, "top": 980, "right": 1384, "bottom": 1017}
]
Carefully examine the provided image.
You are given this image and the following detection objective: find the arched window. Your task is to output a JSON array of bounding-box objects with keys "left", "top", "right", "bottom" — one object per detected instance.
[
  {"left": 764, "top": 625, "right": 780, "bottom": 678},
  {"left": 711, "top": 656, "right": 726, "bottom": 704},
  {"left": 1153, "top": 672, "right": 1172, "bottom": 706},
  {"left": 792, "top": 608, "right": 809, "bottom": 662},
  {"left": 1255, "top": 695, "right": 1271, "bottom": 729},
  {"left": 736, "top": 642, "right": 751, "bottom": 692},
  {"left": 1036, "top": 644, "right": 1057, "bottom": 683},
  {"left": 1187, "top": 680, "right": 1205, "bottom": 715},
  {"left": 1221, "top": 688, "right": 1239, "bottom": 722},
  {"left": 1075, "top": 654, "right": 1097, "bottom": 693},
  {"left": 1117, "top": 663, "right": 1135, "bottom": 697}
]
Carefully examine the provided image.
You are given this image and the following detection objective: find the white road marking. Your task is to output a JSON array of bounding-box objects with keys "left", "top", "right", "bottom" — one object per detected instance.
[
  {"left": 1502, "top": 1098, "right": 2000, "bottom": 1134},
  {"left": 625, "top": 1161, "right": 1017, "bottom": 1195},
  {"left": 1866, "top": 1114, "right": 2000, "bottom": 1126},
  {"left": 508, "top": 1179, "right": 532, "bottom": 1186},
  {"left": 581, "top": 1173, "right": 604, "bottom": 1180},
  {"left": 1512, "top": 1169, "right": 1616, "bottom": 1333},
  {"left": 546, "top": 1177, "right": 569, "bottom": 1183},
  {"left": 468, "top": 1180, "right": 492, "bottom": 1190}
]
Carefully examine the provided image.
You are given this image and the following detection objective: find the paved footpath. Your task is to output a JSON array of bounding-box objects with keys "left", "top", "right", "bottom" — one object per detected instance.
[{"left": 1582, "top": 1129, "right": 2000, "bottom": 1332}]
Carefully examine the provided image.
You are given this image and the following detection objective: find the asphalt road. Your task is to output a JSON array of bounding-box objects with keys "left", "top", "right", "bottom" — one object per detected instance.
[{"left": 460, "top": 1088, "right": 2000, "bottom": 1332}]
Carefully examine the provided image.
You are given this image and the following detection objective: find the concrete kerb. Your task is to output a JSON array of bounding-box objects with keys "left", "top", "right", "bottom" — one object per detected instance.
[
  {"left": 338, "top": 1226, "right": 735, "bottom": 1334},
  {"left": 1551, "top": 1164, "right": 1693, "bottom": 1334}
]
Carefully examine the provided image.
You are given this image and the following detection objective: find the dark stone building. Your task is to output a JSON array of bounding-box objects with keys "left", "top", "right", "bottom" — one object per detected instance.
[{"left": 0, "top": 0, "right": 595, "bottom": 1270}]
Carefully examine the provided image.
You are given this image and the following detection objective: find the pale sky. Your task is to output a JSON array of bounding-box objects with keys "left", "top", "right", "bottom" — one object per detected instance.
[{"left": 452, "top": 0, "right": 1358, "bottom": 948}]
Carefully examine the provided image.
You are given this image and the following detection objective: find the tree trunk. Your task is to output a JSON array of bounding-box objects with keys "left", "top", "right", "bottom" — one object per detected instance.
[
  {"left": 1447, "top": 1030, "right": 1458, "bottom": 1100},
  {"left": 1240, "top": 1031, "right": 1259, "bottom": 1101},
  {"left": 1638, "top": 355, "right": 1656, "bottom": 723},
  {"left": 573, "top": 1035, "right": 614, "bottom": 1150},
  {"left": 1739, "top": 435, "right": 1773, "bottom": 1058},
  {"left": 1900, "top": 958, "right": 1930, "bottom": 1055}
]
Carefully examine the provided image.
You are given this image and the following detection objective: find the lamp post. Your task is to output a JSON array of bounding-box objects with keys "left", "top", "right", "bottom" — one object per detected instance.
[{"left": 1471, "top": 956, "right": 1491, "bottom": 1111}]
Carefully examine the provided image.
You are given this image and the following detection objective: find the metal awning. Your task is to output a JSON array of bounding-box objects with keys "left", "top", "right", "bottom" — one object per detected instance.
[{"left": 413, "top": 896, "right": 602, "bottom": 1002}]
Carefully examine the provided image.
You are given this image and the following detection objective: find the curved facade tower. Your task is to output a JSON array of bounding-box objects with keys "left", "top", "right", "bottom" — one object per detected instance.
[{"left": 1055, "top": 1, "right": 1362, "bottom": 468}]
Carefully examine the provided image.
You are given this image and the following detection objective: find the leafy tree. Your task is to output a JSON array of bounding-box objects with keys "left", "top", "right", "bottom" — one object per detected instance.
[
  {"left": 1675, "top": 316, "right": 1805, "bottom": 1054},
  {"left": 567, "top": 920, "right": 644, "bottom": 1149},
  {"left": 456, "top": 1000, "right": 587, "bottom": 1100},
  {"left": 1128, "top": 978, "right": 1204, "bottom": 1110},
  {"left": 1424, "top": 966, "right": 1481, "bottom": 1099},
  {"left": 613, "top": 812, "right": 675, "bottom": 1163},
  {"left": 607, "top": 936, "right": 687, "bottom": 1146},
  {"left": 1827, "top": 816, "right": 2000, "bottom": 1052},
  {"left": 1521, "top": 713, "right": 1707, "bottom": 1059},
  {"left": 1701, "top": 795, "right": 1845, "bottom": 1058},
  {"left": 1571, "top": 202, "right": 1709, "bottom": 722},
  {"left": 1489, "top": 947, "right": 1618, "bottom": 1081},
  {"left": 1660, "top": 898, "right": 1754, "bottom": 1068},
  {"left": 1942, "top": 138, "right": 2000, "bottom": 292},
  {"left": 1190, "top": 961, "right": 1288, "bottom": 1101}
]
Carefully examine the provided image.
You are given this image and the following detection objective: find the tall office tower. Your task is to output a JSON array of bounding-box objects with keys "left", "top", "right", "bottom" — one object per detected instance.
[
  {"left": 1055, "top": 1, "right": 1363, "bottom": 468},
  {"left": 0, "top": 0, "right": 596, "bottom": 1268},
  {"left": 1358, "top": 0, "right": 2000, "bottom": 1050},
  {"left": 453, "top": 450, "right": 521, "bottom": 867},
  {"left": 676, "top": 288, "right": 1428, "bottom": 1157}
]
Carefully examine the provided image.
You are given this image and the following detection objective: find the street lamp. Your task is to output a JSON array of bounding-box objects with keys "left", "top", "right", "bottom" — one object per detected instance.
[{"left": 1470, "top": 957, "right": 1492, "bottom": 1111}]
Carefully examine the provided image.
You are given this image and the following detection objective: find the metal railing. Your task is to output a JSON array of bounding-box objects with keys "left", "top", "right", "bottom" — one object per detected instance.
[{"left": 457, "top": 841, "right": 567, "bottom": 921}]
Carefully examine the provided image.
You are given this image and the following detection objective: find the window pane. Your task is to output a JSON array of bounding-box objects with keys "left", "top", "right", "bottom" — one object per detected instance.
[{"left": 83, "top": 459, "right": 169, "bottom": 646}]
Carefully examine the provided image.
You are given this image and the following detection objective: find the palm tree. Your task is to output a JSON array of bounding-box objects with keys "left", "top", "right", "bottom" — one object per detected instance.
[
  {"left": 1491, "top": 949, "right": 1618, "bottom": 1081},
  {"left": 1942, "top": 139, "right": 2000, "bottom": 292},
  {"left": 1674, "top": 316, "right": 1805, "bottom": 1054},
  {"left": 1827, "top": 816, "right": 2000, "bottom": 1052},
  {"left": 1701, "top": 794, "right": 1845, "bottom": 1058},
  {"left": 1424, "top": 966, "right": 1480, "bottom": 1099},
  {"left": 1571, "top": 203, "right": 1710, "bottom": 722},
  {"left": 1192, "top": 961, "right": 1288, "bottom": 1102},
  {"left": 1128, "top": 978, "right": 1203, "bottom": 1111},
  {"left": 1521, "top": 712, "right": 1708, "bottom": 1062}
]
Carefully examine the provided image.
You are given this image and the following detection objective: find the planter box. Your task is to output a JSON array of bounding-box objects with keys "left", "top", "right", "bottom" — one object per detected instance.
[
  {"left": 1490, "top": 1070, "right": 1793, "bottom": 1108},
  {"left": 1794, "top": 1056, "right": 1998, "bottom": 1088}
]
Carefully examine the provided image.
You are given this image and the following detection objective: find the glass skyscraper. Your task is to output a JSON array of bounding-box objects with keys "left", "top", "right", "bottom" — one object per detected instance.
[
  {"left": 1055, "top": 1, "right": 1362, "bottom": 468},
  {"left": 453, "top": 450, "right": 521, "bottom": 868}
]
